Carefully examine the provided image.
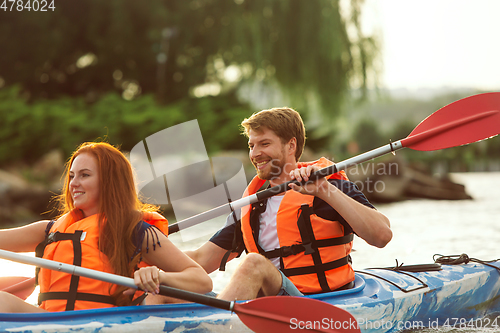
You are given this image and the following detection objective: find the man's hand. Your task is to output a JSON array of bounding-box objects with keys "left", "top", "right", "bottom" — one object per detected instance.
[{"left": 288, "top": 165, "right": 331, "bottom": 197}]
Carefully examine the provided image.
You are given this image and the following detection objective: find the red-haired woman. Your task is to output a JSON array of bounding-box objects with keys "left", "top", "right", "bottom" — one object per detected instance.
[{"left": 0, "top": 142, "right": 212, "bottom": 312}]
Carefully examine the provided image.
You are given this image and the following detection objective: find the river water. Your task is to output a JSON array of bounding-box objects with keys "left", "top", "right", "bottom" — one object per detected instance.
[{"left": 1, "top": 172, "right": 499, "bottom": 332}]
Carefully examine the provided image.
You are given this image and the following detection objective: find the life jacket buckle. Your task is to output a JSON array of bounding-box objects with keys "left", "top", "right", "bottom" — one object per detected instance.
[
  {"left": 46, "top": 232, "right": 57, "bottom": 244},
  {"left": 280, "top": 246, "right": 294, "bottom": 257},
  {"left": 280, "top": 244, "right": 308, "bottom": 257},
  {"left": 303, "top": 243, "right": 315, "bottom": 255}
]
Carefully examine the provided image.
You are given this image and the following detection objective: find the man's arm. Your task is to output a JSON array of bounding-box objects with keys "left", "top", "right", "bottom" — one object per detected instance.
[
  {"left": 289, "top": 166, "right": 392, "bottom": 248},
  {"left": 185, "top": 242, "right": 239, "bottom": 274},
  {"left": 185, "top": 220, "right": 241, "bottom": 274},
  {"left": 319, "top": 184, "right": 392, "bottom": 247}
]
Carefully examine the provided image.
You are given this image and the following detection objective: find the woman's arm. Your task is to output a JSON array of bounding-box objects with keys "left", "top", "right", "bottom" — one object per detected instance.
[
  {"left": 0, "top": 221, "right": 50, "bottom": 252},
  {"left": 135, "top": 231, "right": 213, "bottom": 295}
]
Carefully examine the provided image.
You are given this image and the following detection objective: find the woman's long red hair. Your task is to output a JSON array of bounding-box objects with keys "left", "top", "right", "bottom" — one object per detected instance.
[{"left": 57, "top": 142, "right": 158, "bottom": 303}]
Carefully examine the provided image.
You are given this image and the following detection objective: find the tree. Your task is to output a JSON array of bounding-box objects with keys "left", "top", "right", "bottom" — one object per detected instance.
[
  {"left": 0, "top": 0, "right": 377, "bottom": 117},
  {"left": 353, "top": 118, "right": 384, "bottom": 152}
]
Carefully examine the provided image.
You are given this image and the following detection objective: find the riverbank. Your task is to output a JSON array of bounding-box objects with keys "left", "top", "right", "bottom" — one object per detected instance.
[
  {"left": 0, "top": 148, "right": 485, "bottom": 227},
  {"left": 345, "top": 155, "right": 472, "bottom": 203}
]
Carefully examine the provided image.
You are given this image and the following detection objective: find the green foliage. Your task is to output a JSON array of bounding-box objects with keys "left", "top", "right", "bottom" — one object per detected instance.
[
  {"left": 0, "top": 86, "right": 252, "bottom": 165},
  {"left": 0, "top": 0, "right": 375, "bottom": 117},
  {"left": 1, "top": 0, "right": 378, "bottom": 162},
  {"left": 352, "top": 118, "right": 385, "bottom": 152},
  {"left": 328, "top": 91, "right": 500, "bottom": 172}
]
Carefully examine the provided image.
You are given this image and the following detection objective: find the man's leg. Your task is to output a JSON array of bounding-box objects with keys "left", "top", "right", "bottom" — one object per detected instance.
[
  {"left": 217, "top": 253, "right": 282, "bottom": 301},
  {"left": 276, "top": 269, "right": 303, "bottom": 296}
]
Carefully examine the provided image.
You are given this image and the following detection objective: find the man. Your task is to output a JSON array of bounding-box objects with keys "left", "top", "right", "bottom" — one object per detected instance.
[{"left": 186, "top": 107, "right": 392, "bottom": 301}]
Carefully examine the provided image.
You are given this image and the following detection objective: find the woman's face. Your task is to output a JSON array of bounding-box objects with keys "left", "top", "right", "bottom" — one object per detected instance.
[{"left": 69, "top": 153, "right": 100, "bottom": 217}]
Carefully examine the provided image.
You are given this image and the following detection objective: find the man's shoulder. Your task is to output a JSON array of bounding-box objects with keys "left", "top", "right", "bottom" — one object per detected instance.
[
  {"left": 323, "top": 178, "right": 375, "bottom": 209},
  {"left": 328, "top": 178, "right": 358, "bottom": 193},
  {"left": 209, "top": 222, "right": 237, "bottom": 251}
]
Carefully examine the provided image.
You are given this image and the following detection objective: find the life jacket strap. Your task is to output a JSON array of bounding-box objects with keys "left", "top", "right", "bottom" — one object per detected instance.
[
  {"left": 36, "top": 229, "right": 86, "bottom": 311},
  {"left": 38, "top": 291, "right": 116, "bottom": 306},
  {"left": 282, "top": 255, "right": 351, "bottom": 277},
  {"left": 219, "top": 216, "right": 245, "bottom": 272},
  {"left": 219, "top": 249, "right": 233, "bottom": 272},
  {"left": 35, "top": 220, "right": 57, "bottom": 286},
  {"left": 261, "top": 234, "right": 354, "bottom": 259},
  {"left": 296, "top": 204, "right": 328, "bottom": 291},
  {"left": 130, "top": 292, "right": 147, "bottom": 306}
]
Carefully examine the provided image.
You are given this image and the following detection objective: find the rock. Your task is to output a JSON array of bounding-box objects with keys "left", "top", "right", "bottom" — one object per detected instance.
[
  {"left": 0, "top": 169, "right": 29, "bottom": 193},
  {"left": 0, "top": 168, "right": 57, "bottom": 227},
  {"left": 346, "top": 156, "right": 472, "bottom": 203},
  {"left": 403, "top": 168, "right": 472, "bottom": 200},
  {"left": 32, "top": 149, "right": 65, "bottom": 184}
]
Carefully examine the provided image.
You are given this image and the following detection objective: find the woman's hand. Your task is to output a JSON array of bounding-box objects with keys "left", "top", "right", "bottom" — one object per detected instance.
[{"left": 133, "top": 265, "right": 162, "bottom": 295}]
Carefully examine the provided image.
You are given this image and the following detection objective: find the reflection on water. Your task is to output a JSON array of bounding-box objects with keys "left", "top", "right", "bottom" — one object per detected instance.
[
  {"left": 350, "top": 172, "right": 500, "bottom": 270},
  {"left": 1, "top": 172, "right": 499, "bottom": 331},
  {"left": 176, "top": 172, "right": 500, "bottom": 333},
  {"left": 175, "top": 172, "right": 500, "bottom": 294}
]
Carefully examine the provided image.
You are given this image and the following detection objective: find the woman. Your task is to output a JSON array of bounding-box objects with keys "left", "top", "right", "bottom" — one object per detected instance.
[{"left": 0, "top": 142, "right": 212, "bottom": 312}]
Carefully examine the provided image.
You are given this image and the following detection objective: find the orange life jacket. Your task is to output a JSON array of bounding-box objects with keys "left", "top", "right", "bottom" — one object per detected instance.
[
  {"left": 37, "top": 209, "right": 167, "bottom": 311},
  {"left": 241, "top": 158, "right": 355, "bottom": 294}
]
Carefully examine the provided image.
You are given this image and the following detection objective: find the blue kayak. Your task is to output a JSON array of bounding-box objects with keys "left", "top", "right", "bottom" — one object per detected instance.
[{"left": 1, "top": 258, "right": 499, "bottom": 333}]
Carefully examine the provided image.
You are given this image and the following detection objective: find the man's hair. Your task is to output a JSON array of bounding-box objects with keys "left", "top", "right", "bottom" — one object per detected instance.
[{"left": 241, "top": 107, "right": 306, "bottom": 161}]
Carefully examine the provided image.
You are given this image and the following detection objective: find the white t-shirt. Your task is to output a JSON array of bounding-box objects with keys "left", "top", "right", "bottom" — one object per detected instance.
[{"left": 258, "top": 195, "right": 285, "bottom": 269}]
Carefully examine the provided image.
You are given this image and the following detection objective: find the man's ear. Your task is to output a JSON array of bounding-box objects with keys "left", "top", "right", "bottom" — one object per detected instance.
[{"left": 288, "top": 137, "right": 297, "bottom": 156}]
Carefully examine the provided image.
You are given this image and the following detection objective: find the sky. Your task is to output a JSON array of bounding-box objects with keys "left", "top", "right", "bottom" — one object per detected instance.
[{"left": 361, "top": 0, "right": 500, "bottom": 91}]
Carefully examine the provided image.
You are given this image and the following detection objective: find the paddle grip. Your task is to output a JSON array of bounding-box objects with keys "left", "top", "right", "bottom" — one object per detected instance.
[
  {"left": 169, "top": 224, "right": 179, "bottom": 234},
  {"left": 255, "top": 164, "right": 338, "bottom": 201},
  {"left": 159, "top": 285, "right": 232, "bottom": 311}
]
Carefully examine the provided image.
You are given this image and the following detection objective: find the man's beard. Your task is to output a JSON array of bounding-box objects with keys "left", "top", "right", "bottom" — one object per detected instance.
[{"left": 255, "top": 148, "right": 287, "bottom": 180}]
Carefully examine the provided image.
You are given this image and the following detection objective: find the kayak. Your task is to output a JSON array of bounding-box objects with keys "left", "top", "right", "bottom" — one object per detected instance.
[{"left": 0, "top": 258, "right": 499, "bottom": 333}]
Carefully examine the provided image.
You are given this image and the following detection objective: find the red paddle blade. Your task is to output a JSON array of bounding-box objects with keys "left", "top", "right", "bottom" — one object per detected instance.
[
  {"left": 0, "top": 276, "right": 36, "bottom": 300},
  {"left": 234, "top": 296, "right": 360, "bottom": 333},
  {"left": 401, "top": 92, "right": 500, "bottom": 151}
]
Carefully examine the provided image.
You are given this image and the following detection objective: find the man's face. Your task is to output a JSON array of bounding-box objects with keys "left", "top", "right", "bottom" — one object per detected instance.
[{"left": 248, "top": 127, "right": 292, "bottom": 180}]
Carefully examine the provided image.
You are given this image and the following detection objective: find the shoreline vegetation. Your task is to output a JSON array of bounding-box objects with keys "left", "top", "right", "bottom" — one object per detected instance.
[
  {"left": 0, "top": 147, "right": 487, "bottom": 228},
  {"left": 1, "top": 88, "right": 498, "bottom": 227}
]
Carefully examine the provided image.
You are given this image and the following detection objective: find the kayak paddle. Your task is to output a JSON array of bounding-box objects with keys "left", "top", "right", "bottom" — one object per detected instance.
[
  {"left": 0, "top": 249, "right": 360, "bottom": 333},
  {"left": 0, "top": 276, "right": 36, "bottom": 300},
  {"left": 169, "top": 92, "right": 500, "bottom": 234}
]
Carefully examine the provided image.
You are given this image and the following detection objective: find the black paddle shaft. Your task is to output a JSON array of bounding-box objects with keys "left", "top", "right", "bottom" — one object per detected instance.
[
  {"left": 254, "top": 164, "right": 338, "bottom": 201},
  {"left": 159, "top": 285, "right": 232, "bottom": 311},
  {"left": 167, "top": 163, "right": 340, "bottom": 234}
]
